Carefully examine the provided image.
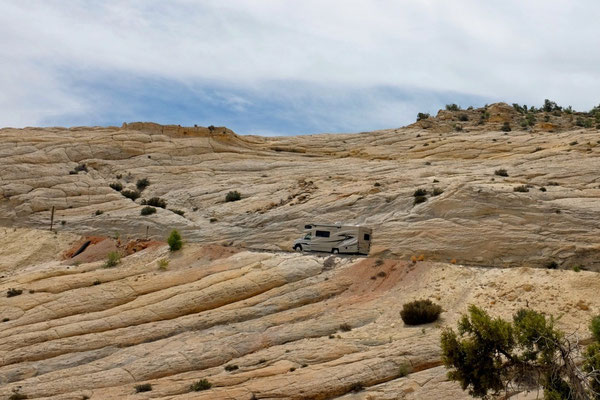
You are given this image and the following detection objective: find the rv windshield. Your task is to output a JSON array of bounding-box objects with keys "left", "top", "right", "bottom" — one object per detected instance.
[{"left": 304, "top": 233, "right": 311, "bottom": 240}]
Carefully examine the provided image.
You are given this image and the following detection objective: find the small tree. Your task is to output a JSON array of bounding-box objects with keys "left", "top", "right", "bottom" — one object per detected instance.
[
  {"left": 168, "top": 230, "right": 182, "bottom": 251},
  {"left": 441, "top": 305, "right": 600, "bottom": 399},
  {"left": 417, "top": 112, "right": 430, "bottom": 121}
]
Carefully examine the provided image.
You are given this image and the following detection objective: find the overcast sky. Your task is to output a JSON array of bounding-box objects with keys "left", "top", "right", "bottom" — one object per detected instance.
[{"left": 1, "top": 1, "right": 600, "bottom": 135}]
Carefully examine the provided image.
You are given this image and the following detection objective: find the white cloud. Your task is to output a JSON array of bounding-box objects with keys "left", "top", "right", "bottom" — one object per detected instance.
[{"left": 1, "top": 0, "right": 599, "bottom": 128}]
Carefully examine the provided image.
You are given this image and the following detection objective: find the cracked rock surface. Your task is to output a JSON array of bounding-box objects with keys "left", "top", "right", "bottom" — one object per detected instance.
[{"left": 0, "top": 228, "right": 599, "bottom": 399}]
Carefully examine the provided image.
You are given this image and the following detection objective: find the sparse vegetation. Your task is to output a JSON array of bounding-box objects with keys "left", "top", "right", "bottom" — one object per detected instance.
[
  {"left": 441, "top": 306, "right": 600, "bottom": 399},
  {"left": 140, "top": 206, "right": 156, "bottom": 216},
  {"left": 432, "top": 187, "right": 444, "bottom": 196},
  {"left": 134, "top": 383, "right": 152, "bottom": 393},
  {"left": 70, "top": 163, "right": 88, "bottom": 174},
  {"left": 157, "top": 258, "right": 169, "bottom": 270},
  {"left": 121, "top": 189, "right": 140, "bottom": 201},
  {"left": 167, "top": 230, "right": 183, "bottom": 251},
  {"left": 339, "top": 323, "right": 352, "bottom": 332},
  {"left": 413, "top": 188, "right": 427, "bottom": 197},
  {"left": 170, "top": 208, "right": 185, "bottom": 216},
  {"left": 7, "top": 288, "right": 23, "bottom": 297},
  {"left": 104, "top": 251, "right": 121, "bottom": 268},
  {"left": 494, "top": 169, "right": 508, "bottom": 177},
  {"left": 349, "top": 382, "right": 364, "bottom": 393},
  {"left": 458, "top": 114, "right": 469, "bottom": 121},
  {"left": 546, "top": 261, "right": 558, "bottom": 269},
  {"left": 398, "top": 364, "right": 412, "bottom": 377},
  {"left": 95, "top": 210, "right": 103, "bottom": 216},
  {"left": 8, "top": 393, "right": 28, "bottom": 400},
  {"left": 445, "top": 104, "right": 461, "bottom": 111},
  {"left": 225, "top": 190, "right": 241, "bottom": 202},
  {"left": 414, "top": 195, "right": 427, "bottom": 205},
  {"left": 136, "top": 178, "right": 150, "bottom": 191},
  {"left": 190, "top": 379, "right": 212, "bottom": 391},
  {"left": 143, "top": 197, "right": 167, "bottom": 208},
  {"left": 513, "top": 185, "right": 529, "bottom": 193},
  {"left": 109, "top": 182, "right": 123, "bottom": 191},
  {"left": 417, "top": 112, "right": 430, "bottom": 121},
  {"left": 501, "top": 122, "right": 511, "bottom": 132},
  {"left": 224, "top": 364, "right": 239, "bottom": 372},
  {"left": 400, "top": 299, "right": 442, "bottom": 325}
]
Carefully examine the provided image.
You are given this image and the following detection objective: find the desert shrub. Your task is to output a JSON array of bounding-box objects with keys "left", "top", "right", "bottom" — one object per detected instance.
[
  {"left": 167, "top": 230, "right": 183, "bottom": 251},
  {"left": 512, "top": 103, "right": 527, "bottom": 114},
  {"left": 104, "top": 251, "right": 120, "bottom": 268},
  {"left": 135, "top": 383, "right": 152, "bottom": 393},
  {"left": 454, "top": 124, "right": 463, "bottom": 132},
  {"left": 584, "top": 119, "right": 593, "bottom": 128},
  {"left": 121, "top": 190, "right": 140, "bottom": 200},
  {"left": 144, "top": 197, "right": 167, "bottom": 208},
  {"left": 445, "top": 104, "right": 461, "bottom": 111},
  {"left": 432, "top": 187, "right": 444, "bottom": 196},
  {"left": 501, "top": 122, "right": 511, "bottom": 132},
  {"left": 190, "top": 379, "right": 212, "bottom": 391},
  {"left": 170, "top": 208, "right": 185, "bottom": 216},
  {"left": 224, "top": 364, "right": 239, "bottom": 371},
  {"left": 416, "top": 112, "right": 430, "bottom": 121},
  {"left": 414, "top": 196, "right": 427, "bottom": 205},
  {"left": 570, "top": 140, "right": 578, "bottom": 146},
  {"left": 513, "top": 185, "right": 529, "bottom": 193},
  {"left": 546, "top": 261, "right": 558, "bottom": 269},
  {"left": 576, "top": 116, "right": 586, "bottom": 127},
  {"left": 349, "top": 382, "right": 364, "bottom": 392},
  {"left": 225, "top": 191, "right": 241, "bottom": 202},
  {"left": 539, "top": 187, "right": 547, "bottom": 192},
  {"left": 109, "top": 182, "right": 123, "bottom": 191},
  {"left": 400, "top": 299, "right": 442, "bottom": 325},
  {"left": 157, "top": 258, "right": 169, "bottom": 270},
  {"left": 494, "top": 169, "right": 508, "bottom": 177},
  {"left": 458, "top": 114, "right": 469, "bottom": 121},
  {"left": 542, "top": 99, "right": 562, "bottom": 112},
  {"left": 141, "top": 206, "right": 156, "bottom": 216},
  {"left": 95, "top": 210, "right": 103, "bottom": 216},
  {"left": 573, "top": 265, "right": 581, "bottom": 272},
  {"left": 8, "top": 393, "right": 28, "bottom": 400},
  {"left": 441, "top": 306, "right": 600, "bottom": 399},
  {"left": 591, "top": 316, "right": 600, "bottom": 342},
  {"left": 398, "top": 364, "right": 412, "bottom": 377},
  {"left": 413, "top": 188, "right": 427, "bottom": 197},
  {"left": 72, "top": 163, "right": 88, "bottom": 173},
  {"left": 526, "top": 113, "right": 536, "bottom": 126},
  {"left": 339, "top": 323, "right": 352, "bottom": 332},
  {"left": 136, "top": 178, "right": 150, "bottom": 191},
  {"left": 323, "top": 256, "right": 336, "bottom": 270},
  {"left": 7, "top": 288, "right": 23, "bottom": 297},
  {"left": 93, "top": 279, "right": 101, "bottom": 285},
  {"left": 209, "top": 217, "right": 217, "bottom": 223},
  {"left": 520, "top": 120, "right": 528, "bottom": 128}
]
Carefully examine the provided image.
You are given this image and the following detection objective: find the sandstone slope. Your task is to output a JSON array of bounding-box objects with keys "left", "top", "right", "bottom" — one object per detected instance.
[
  {"left": 1, "top": 106, "right": 600, "bottom": 269},
  {"left": 0, "top": 228, "right": 599, "bottom": 399}
]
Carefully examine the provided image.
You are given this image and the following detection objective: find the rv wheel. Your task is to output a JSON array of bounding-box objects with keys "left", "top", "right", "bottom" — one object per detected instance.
[
  {"left": 294, "top": 245, "right": 303, "bottom": 252},
  {"left": 332, "top": 248, "right": 339, "bottom": 254}
]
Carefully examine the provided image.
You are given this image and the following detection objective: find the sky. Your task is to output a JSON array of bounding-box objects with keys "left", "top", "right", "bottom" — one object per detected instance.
[{"left": 1, "top": 1, "right": 600, "bottom": 136}]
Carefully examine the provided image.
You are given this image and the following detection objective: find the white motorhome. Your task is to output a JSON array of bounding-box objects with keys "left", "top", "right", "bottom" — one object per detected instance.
[{"left": 292, "top": 223, "right": 372, "bottom": 255}]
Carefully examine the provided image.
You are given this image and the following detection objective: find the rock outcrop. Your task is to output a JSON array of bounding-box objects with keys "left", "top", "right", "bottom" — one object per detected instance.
[
  {"left": 1, "top": 113, "right": 600, "bottom": 269},
  {"left": 0, "top": 228, "right": 598, "bottom": 399}
]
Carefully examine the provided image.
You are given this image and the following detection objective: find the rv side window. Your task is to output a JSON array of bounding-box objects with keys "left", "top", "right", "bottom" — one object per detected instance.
[
  {"left": 364, "top": 233, "right": 370, "bottom": 241},
  {"left": 315, "top": 230, "right": 330, "bottom": 238}
]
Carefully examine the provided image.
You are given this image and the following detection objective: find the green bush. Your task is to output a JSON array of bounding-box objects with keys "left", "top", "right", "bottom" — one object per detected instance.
[
  {"left": 501, "top": 122, "right": 511, "bottom": 132},
  {"left": 225, "top": 191, "right": 241, "bottom": 202},
  {"left": 143, "top": 197, "right": 167, "bottom": 208},
  {"left": 157, "top": 258, "right": 169, "bottom": 270},
  {"left": 458, "top": 114, "right": 469, "bottom": 121},
  {"left": 190, "top": 379, "right": 212, "bottom": 391},
  {"left": 413, "top": 188, "right": 427, "bottom": 197},
  {"left": 546, "top": 261, "right": 558, "bottom": 269},
  {"left": 168, "top": 230, "right": 183, "bottom": 251},
  {"left": 494, "top": 169, "right": 508, "bottom": 177},
  {"left": 417, "top": 112, "right": 430, "bottom": 121},
  {"left": 95, "top": 210, "right": 104, "bottom": 216},
  {"left": 7, "top": 288, "right": 23, "bottom": 297},
  {"left": 170, "top": 208, "right": 185, "bottom": 216},
  {"left": 414, "top": 196, "right": 427, "bottom": 205},
  {"left": 513, "top": 185, "right": 529, "bottom": 193},
  {"left": 141, "top": 206, "right": 156, "bottom": 216},
  {"left": 400, "top": 299, "right": 442, "bottom": 325},
  {"left": 134, "top": 383, "right": 152, "bottom": 393},
  {"left": 8, "top": 393, "right": 28, "bottom": 400},
  {"left": 121, "top": 190, "right": 140, "bottom": 201},
  {"left": 136, "top": 178, "right": 150, "bottom": 191},
  {"left": 445, "top": 104, "right": 461, "bottom": 111},
  {"left": 224, "top": 364, "right": 239, "bottom": 371},
  {"left": 432, "top": 187, "right": 444, "bottom": 196},
  {"left": 104, "top": 251, "right": 121, "bottom": 268},
  {"left": 591, "top": 315, "right": 600, "bottom": 342},
  {"left": 109, "top": 182, "right": 123, "bottom": 191}
]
